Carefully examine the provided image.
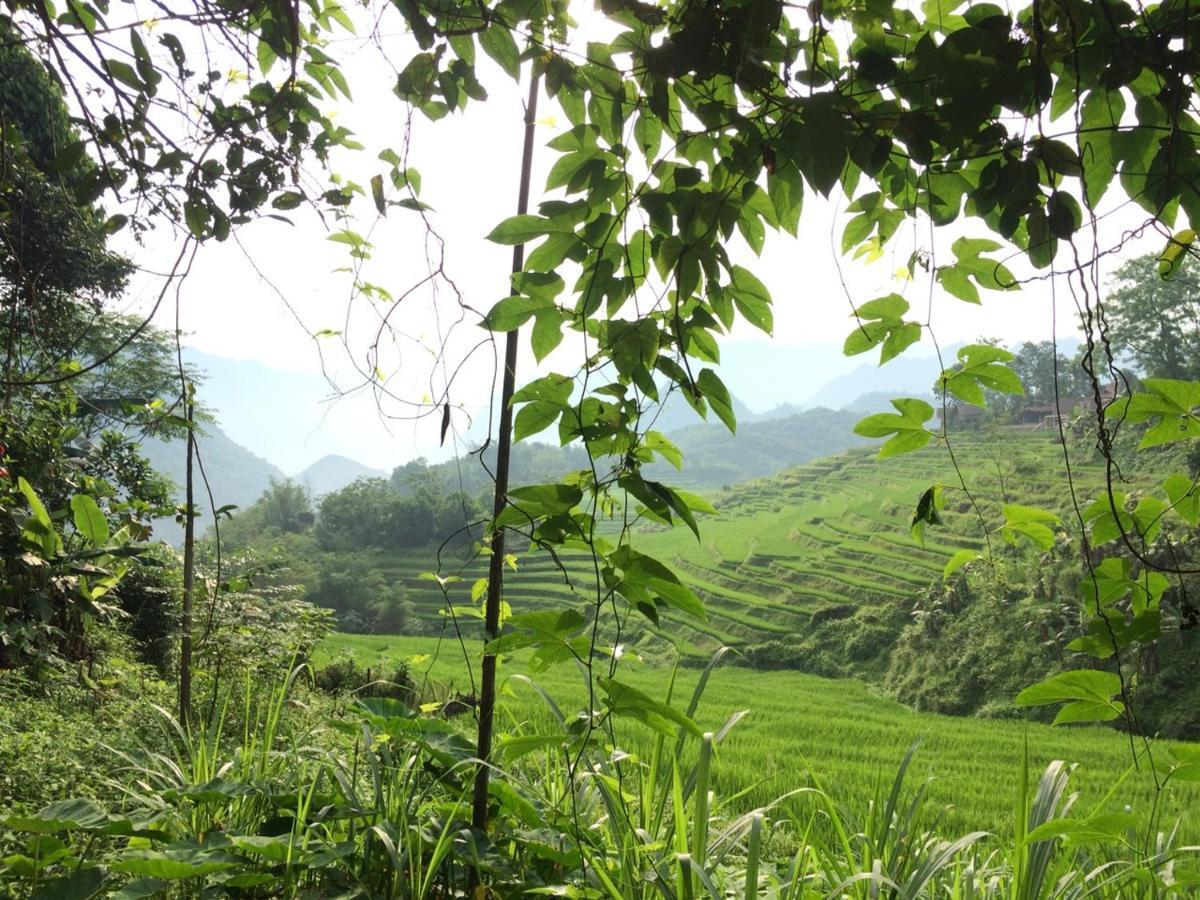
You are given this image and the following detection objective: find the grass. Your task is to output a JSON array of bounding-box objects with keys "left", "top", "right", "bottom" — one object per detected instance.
[
  {"left": 382, "top": 430, "right": 1125, "bottom": 656},
  {"left": 316, "top": 632, "right": 1200, "bottom": 841}
]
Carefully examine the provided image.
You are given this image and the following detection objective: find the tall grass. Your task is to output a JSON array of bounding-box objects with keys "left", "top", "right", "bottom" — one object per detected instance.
[{"left": 2, "top": 654, "right": 1197, "bottom": 898}]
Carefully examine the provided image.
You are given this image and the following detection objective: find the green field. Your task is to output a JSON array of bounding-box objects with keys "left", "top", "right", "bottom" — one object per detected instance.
[
  {"left": 318, "top": 633, "right": 1200, "bottom": 841},
  {"left": 374, "top": 430, "right": 1111, "bottom": 658}
]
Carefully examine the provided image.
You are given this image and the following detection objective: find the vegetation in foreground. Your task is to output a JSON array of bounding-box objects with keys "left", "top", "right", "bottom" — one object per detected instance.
[
  {"left": 3, "top": 627, "right": 1199, "bottom": 898},
  {"left": 320, "top": 633, "right": 1200, "bottom": 840}
]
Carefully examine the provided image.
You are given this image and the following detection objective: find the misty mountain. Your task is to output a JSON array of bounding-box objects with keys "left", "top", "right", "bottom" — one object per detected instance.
[
  {"left": 802, "top": 353, "right": 946, "bottom": 410},
  {"left": 138, "top": 424, "right": 285, "bottom": 544},
  {"left": 297, "top": 455, "right": 388, "bottom": 497}
]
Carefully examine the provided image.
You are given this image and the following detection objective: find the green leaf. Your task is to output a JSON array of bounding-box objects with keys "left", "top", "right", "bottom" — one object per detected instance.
[
  {"left": 1015, "top": 669, "right": 1124, "bottom": 725},
  {"left": 480, "top": 25, "right": 520, "bottom": 79},
  {"left": 18, "top": 477, "right": 53, "bottom": 532},
  {"left": 499, "top": 734, "right": 567, "bottom": 762},
  {"left": 3, "top": 798, "right": 108, "bottom": 833},
  {"left": 481, "top": 295, "right": 556, "bottom": 331},
  {"left": 486, "top": 215, "right": 570, "bottom": 245},
  {"left": 1164, "top": 473, "right": 1200, "bottom": 526},
  {"left": 943, "top": 549, "right": 980, "bottom": 578},
  {"left": 936, "top": 265, "right": 980, "bottom": 303},
  {"left": 1119, "top": 378, "right": 1200, "bottom": 448},
  {"left": 29, "top": 867, "right": 105, "bottom": 900},
  {"left": 505, "top": 483, "right": 582, "bottom": 519},
  {"left": 512, "top": 373, "right": 573, "bottom": 405},
  {"left": 644, "top": 431, "right": 683, "bottom": 470},
  {"left": 70, "top": 494, "right": 109, "bottom": 546},
  {"left": 911, "top": 484, "right": 944, "bottom": 544},
  {"left": 853, "top": 398, "right": 934, "bottom": 458},
  {"left": 610, "top": 546, "right": 705, "bottom": 619},
  {"left": 938, "top": 344, "right": 1022, "bottom": 407},
  {"left": 729, "top": 266, "right": 773, "bottom": 335},
  {"left": 370, "top": 174, "right": 386, "bottom": 216},
  {"left": 514, "top": 401, "right": 560, "bottom": 442},
  {"left": 697, "top": 369, "right": 736, "bottom": 433},
  {"left": 844, "top": 294, "right": 920, "bottom": 362},
  {"left": 1001, "top": 504, "right": 1061, "bottom": 550},
  {"left": 111, "top": 847, "right": 238, "bottom": 880},
  {"left": 1023, "top": 813, "right": 1138, "bottom": 846},
  {"left": 598, "top": 678, "right": 702, "bottom": 737}
]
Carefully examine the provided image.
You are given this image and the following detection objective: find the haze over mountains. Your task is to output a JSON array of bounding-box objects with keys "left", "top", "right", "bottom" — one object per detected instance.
[{"left": 138, "top": 340, "right": 982, "bottom": 542}]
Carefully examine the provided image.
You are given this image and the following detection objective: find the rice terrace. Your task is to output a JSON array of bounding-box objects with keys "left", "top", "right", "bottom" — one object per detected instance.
[{"left": 3, "top": 0, "right": 1200, "bottom": 896}]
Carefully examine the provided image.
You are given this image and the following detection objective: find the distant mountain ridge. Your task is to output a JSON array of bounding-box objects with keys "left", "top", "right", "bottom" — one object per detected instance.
[
  {"left": 138, "top": 423, "right": 286, "bottom": 544},
  {"left": 296, "top": 455, "right": 388, "bottom": 497}
]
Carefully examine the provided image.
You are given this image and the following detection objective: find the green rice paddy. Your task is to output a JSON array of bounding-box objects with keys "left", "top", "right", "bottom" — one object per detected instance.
[
  {"left": 368, "top": 431, "right": 1107, "bottom": 657},
  {"left": 317, "top": 633, "right": 1200, "bottom": 841}
]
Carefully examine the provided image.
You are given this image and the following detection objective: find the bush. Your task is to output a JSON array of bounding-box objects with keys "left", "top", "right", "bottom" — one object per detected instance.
[
  {"left": 116, "top": 564, "right": 179, "bottom": 675},
  {"left": 313, "top": 656, "right": 415, "bottom": 703}
]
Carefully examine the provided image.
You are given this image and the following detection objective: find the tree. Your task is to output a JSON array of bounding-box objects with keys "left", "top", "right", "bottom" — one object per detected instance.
[
  {"left": 259, "top": 478, "right": 314, "bottom": 534},
  {"left": 1009, "top": 341, "right": 1089, "bottom": 405},
  {"left": 0, "top": 19, "right": 132, "bottom": 388},
  {"left": 1104, "top": 254, "right": 1200, "bottom": 381}
]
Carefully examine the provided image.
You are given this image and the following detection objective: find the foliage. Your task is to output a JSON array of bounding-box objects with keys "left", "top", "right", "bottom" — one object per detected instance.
[
  {"left": 0, "top": 19, "right": 131, "bottom": 381},
  {"left": 190, "top": 554, "right": 334, "bottom": 682},
  {"left": 308, "top": 555, "right": 413, "bottom": 634},
  {"left": 0, "top": 387, "right": 171, "bottom": 670},
  {"left": 258, "top": 477, "right": 315, "bottom": 534},
  {"left": 3, "top": 655, "right": 1197, "bottom": 897},
  {"left": 0, "top": 625, "right": 174, "bottom": 813},
  {"left": 312, "top": 655, "right": 415, "bottom": 702},
  {"left": 5, "top": 0, "right": 1200, "bottom": 889},
  {"left": 316, "top": 476, "right": 482, "bottom": 554},
  {"left": 1104, "top": 254, "right": 1200, "bottom": 382}
]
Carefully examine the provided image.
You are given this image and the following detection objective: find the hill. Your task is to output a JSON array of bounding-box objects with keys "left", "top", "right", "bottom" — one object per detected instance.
[
  {"left": 396, "top": 406, "right": 867, "bottom": 499},
  {"left": 138, "top": 423, "right": 285, "bottom": 544},
  {"left": 361, "top": 429, "right": 1197, "bottom": 735},
  {"left": 297, "top": 454, "right": 388, "bottom": 497}
]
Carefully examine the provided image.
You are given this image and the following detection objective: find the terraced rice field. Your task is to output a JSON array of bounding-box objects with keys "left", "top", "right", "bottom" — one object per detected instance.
[
  {"left": 385, "top": 430, "right": 1101, "bottom": 657},
  {"left": 317, "top": 633, "right": 1200, "bottom": 841}
]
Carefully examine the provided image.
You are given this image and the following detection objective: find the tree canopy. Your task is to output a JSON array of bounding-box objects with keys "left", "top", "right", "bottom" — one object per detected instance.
[{"left": 1105, "top": 254, "right": 1200, "bottom": 382}]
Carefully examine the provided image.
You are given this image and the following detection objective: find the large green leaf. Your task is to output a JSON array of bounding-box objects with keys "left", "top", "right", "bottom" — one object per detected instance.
[
  {"left": 1015, "top": 669, "right": 1124, "bottom": 725},
  {"left": 598, "top": 678, "right": 702, "bottom": 737},
  {"left": 485, "top": 215, "right": 569, "bottom": 246},
  {"left": 1114, "top": 379, "right": 1200, "bottom": 448},
  {"left": 70, "top": 494, "right": 109, "bottom": 546},
  {"left": 853, "top": 398, "right": 934, "bottom": 457}
]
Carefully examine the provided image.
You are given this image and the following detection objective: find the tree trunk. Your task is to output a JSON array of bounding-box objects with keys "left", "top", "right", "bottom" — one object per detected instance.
[{"left": 470, "top": 71, "right": 541, "bottom": 840}]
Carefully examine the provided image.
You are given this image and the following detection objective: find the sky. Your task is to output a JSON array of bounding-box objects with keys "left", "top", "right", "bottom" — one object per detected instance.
[{"left": 110, "top": 11, "right": 1169, "bottom": 473}]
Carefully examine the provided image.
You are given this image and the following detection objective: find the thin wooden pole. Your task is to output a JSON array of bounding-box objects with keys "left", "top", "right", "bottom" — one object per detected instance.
[{"left": 471, "top": 71, "right": 541, "bottom": 838}]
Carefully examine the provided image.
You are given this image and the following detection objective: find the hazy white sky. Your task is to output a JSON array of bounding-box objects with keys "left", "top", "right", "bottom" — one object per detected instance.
[{"left": 114, "top": 19, "right": 1166, "bottom": 471}]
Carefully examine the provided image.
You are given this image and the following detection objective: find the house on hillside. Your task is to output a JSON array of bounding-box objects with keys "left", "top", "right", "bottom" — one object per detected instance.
[
  {"left": 1015, "top": 383, "right": 1119, "bottom": 429},
  {"left": 937, "top": 404, "right": 985, "bottom": 430},
  {"left": 1016, "top": 398, "right": 1083, "bottom": 429}
]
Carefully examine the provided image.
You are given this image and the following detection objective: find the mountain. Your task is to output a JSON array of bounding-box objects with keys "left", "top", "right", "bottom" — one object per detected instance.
[
  {"left": 138, "top": 424, "right": 285, "bottom": 544},
  {"left": 655, "top": 407, "right": 867, "bottom": 488},
  {"left": 297, "top": 455, "right": 388, "bottom": 497},
  {"left": 802, "top": 353, "right": 946, "bottom": 410},
  {"left": 647, "top": 385, "right": 760, "bottom": 433},
  {"left": 390, "top": 406, "right": 865, "bottom": 500}
]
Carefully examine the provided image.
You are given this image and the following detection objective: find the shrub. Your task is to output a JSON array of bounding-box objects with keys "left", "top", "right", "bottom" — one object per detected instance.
[{"left": 313, "top": 656, "right": 415, "bottom": 703}]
